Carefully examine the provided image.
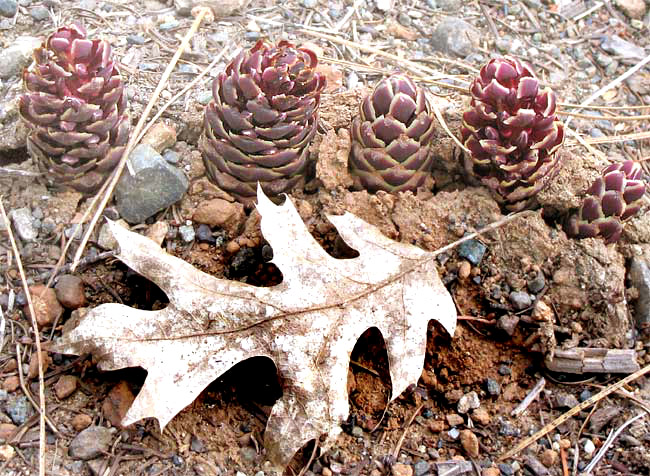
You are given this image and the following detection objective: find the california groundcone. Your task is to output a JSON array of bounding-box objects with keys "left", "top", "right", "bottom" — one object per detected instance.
[
  {"left": 461, "top": 56, "right": 564, "bottom": 211},
  {"left": 19, "top": 24, "right": 130, "bottom": 194},
  {"left": 565, "top": 160, "right": 647, "bottom": 244},
  {"left": 349, "top": 74, "right": 436, "bottom": 193},
  {"left": 199, "top": 40, "right": 326, "bottom": 204}
]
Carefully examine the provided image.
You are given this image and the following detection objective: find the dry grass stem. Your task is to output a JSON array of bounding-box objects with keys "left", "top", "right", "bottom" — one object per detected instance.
[
  {"left": 582, "top": 412, "right": 646, "bottom": 475},
  {"left": 0, "top": 198, "right": 46, "bottom": 476},
  {"left": 499, "top": 362, "right": 650, "bottom": 461},
  {"left": 71, "top": 7, "right": 213, "bottom": 271}
]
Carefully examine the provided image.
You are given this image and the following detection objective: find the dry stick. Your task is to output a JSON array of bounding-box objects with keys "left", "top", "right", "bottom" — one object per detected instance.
[
  {"left": 71, "top": 7, "right": 213, "bottom": 271},
  {"left": 582, "top": 412, "right": 646, "bottom": 475},
  {"left": 559, "top": 102, "right": 650, "bottom": 110},
  {"left": 14, "top": 344, "right": 59, "bottom": 435},
  {"left": 564, "top": 128, "right": 606, "bottom": 161},
  {"left": 564, "top": 52, "right": 650, "bottom": 131},
  {"left": 299, "top": 29, "right": 435, "bottom": 77},
  {"left": 133, "top": 44, "right": 234, "bottom": 145},
  {"left": 511, "top": 377, "right": 546, "bottom": 417},
  {"left": 499, "top": 362, "right": 650, "bottom": 461},
  {"left": 0, "top": 198, "right": 46, "bottom": 476},
  {"left": 558, "top": 110, "right": 650, "bottom": 122},
  {"left": 429, "top": 95, "right": 470, "bottom": 154},
  {"left": 392, "top": 403, "right": 424, "bottom": 459}
]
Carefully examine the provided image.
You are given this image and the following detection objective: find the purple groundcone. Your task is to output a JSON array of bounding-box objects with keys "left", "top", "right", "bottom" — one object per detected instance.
[
  {"left": 20, "top": 24, "right": 130, "bottom": 194},
  {"left": 565, "top": 160, "right": 647, "bottom": 244},
  {"left": 461, "top": 56, "right": 564, "bottom": 211},
  {"left": 199, "top": 40, "right": 326, "bottom": 204},
  {"left": 349, "top": 74, "right": 436, "bottom": 193}
]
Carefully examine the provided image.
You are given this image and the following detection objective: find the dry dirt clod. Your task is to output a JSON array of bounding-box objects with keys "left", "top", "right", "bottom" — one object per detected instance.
[
  {"left": 2, "top": 376, "right": 19, "bottom": 393},
  {"left": 141, "top": 122, "right": 177, "bottom": 153},
  {"left": 482, "top": 468, "right": 500, "bottom": 476},
  {"left": 471, "top": 408, "right": 490, "bottom": 426},
  {"left": 27, "top": 351, "right": 51, "bottom": 379},
  {"left": 55, "top": 275, "right": 87, "bottom": 310},
  {"left": 101, "top": 381, "right": 135, "bottom": 428},
  {"left": 0, "top": 444, "right": 15, "bottom": 461},
  {"left": 391, "top": 463, "right": 413, "bottom": 476},
  {"left": 0, "top": 423, "right": 17, "bottom": 442},
  {"left": 460, "top": 429, "right": 479, "bottom": 458},
  {"left": 540, "top": 449, "right": 559, "bottom": 467},
  {"left": 54, "top": 375, "right": 78, "bottom": 400},
  {"left": 71, "top": 414, "right": 93, "bottom": 432},
  {"left": 25, "top": 285, "right": 64, "bottom": 327},
  {"left": 192, "top": 198, "right": 245, "bottom": 236},
  {"left": 446, "top": 413, "right": 464, "bottom": 426}
]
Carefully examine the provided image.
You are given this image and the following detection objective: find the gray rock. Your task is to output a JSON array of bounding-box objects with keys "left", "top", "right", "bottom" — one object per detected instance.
[
  {"left": 0, "top": 36, "right": 42, "bottom": 79},
  {"left": 179, "top": 224, "right": 195, "bottom": 242},
  {"left": 499, "top": 463, "right": 515, "bottom": 476},
  {"left": 116, "top": 144, "right": 188, "bottom": 224},
  {"left": 30, "top": 5, "right": 49, "bottom": 21},
  {"left": 458, "top": 239, "right": 486, "bottom": 266},
  {"left": 601, "top": 35, "right": 646, "bottom": 61},
  {"left": 509, "top": 291, "right": 532, "bottom": 310},
  {"left": 527, "top": 272, "right": 545, "bottom": 294},
  {"left": 240, "top": 446, "right": 257, "bottom": 464},
  {"left": 457, "top": 391, "right": 480, "bottom": 414},
  {"left": 497, "top": 314, "right": 519, "bottom": 336},
  {"left": 430, "top": 18, "right": 480, "bottom": 58},
  {"left": 5, "top": 395, "right": 33, "bottom": 425},
  {"left": 629, "top": 257, "right": 650, "bottom": 329},
  {"left": 197, "top": 90, "right": 213, "bottom": 105},
  {"left": 0, "top": 0, "right": 17, "bottom": 17},
  {"left": 69, "top": 426, "right": 114, "bottom": 460},
  {"left": 486, "top": 378, "right": 500, "bottom": 396},
  {"left": 554, "top": 393, "right": 579, "bottom": 409},
  {"left": 301, "top": 0, "right": 317, "bottom": 7},
  {"left": 413, "top": 460, "right": 430, "bottom": 476},
  {"left": 10, "top": 207, "right": 38, "bottom": 241},
  {"left": 524, "top": 455, "right": 549, "bottom": 476},
  {"left": 589, "top": 406, "right": 618, "bottom": 432}
]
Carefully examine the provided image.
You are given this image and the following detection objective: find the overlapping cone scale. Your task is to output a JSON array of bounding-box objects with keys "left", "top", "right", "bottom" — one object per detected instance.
[
  {"left": 200, "top": 40, "right": 326, "bottom": 204},
  {"left": 19, "top": 23, "right": 130, "bottom": 194},
  {"left": 349, "top": 74, "right": 435, "bottom": 193},
  {"left": 565, "top": 160, "right": 647, "bottom": 244},
  {"left": 461, "top": 56, "right": 564, "bottom": 211}
]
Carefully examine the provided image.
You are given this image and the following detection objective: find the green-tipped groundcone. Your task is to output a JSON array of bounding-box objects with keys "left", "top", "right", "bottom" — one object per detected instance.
[
  {"left": 565, "top": 160, "right": 647, "bottom": 244},
  {"left": 19, "top": 24, "right": 130, "bottom": 194},
  {"left": 461, "top": 56, "right": 564, "bottom": 211},
  {"left": 349, "top": 74, "right": 435, "bottom": 193},
  {"left": 199, "top": 40, "right": 326, "bottom": 204}
]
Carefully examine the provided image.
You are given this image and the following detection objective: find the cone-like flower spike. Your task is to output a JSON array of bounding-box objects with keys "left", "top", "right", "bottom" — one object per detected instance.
[
  {"left": 565, "top": 160, "right": 646, "bottom": 244},
  {"left": 461, "top": 56, "right": 564, "bottom": 211},
  {"left": 199, "top": 40, "right": 326, "bottom": 204},
  {"left": 20, "top": 23, "right": 130, "bottom": 194},
  {"left": 349, "top": 74, "right": 435, "bottom": 193}
]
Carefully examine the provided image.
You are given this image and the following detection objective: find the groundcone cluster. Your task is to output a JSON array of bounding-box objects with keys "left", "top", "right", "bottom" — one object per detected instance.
[{"left": 19, "top": 26, "right": 648, "bottom": 243}]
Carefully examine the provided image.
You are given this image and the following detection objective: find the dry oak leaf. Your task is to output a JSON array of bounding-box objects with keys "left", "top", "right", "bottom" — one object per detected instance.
[{"left": 55, "top": 188, "right": 456, "bottom": 471}]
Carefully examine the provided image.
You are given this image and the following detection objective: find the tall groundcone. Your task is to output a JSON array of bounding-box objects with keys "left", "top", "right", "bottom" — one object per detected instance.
[
  {"left": 199, "top": 40, "right": 326, "bottom": 204},
  {"left": 20, "top": 24, "right": 130, "bottom": 194}
]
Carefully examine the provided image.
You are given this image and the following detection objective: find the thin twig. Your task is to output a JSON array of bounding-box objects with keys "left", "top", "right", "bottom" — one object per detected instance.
[
  {"left": 582, "top": 412, "right": 646, "bottom": 475},
  {"left": 564, "top": 53, "right": 650, "bottom": 130},
  {"left": 71, "top": 7, "right": 213, "bottom": 271},
  {"left": 511, "top": 377, "right": 546, "bottom": 417},
  {"left": 297, "top": 441, "right": 319, "bottom": 476},
  {"left": 0, "top": 199, "right": 47, "bottom": 476},
  {"left": 499, "top": 363, "right": 650, "bottom": 461},
  {"left": 392, "top": 403, "right": 424, "bottom": 459}
]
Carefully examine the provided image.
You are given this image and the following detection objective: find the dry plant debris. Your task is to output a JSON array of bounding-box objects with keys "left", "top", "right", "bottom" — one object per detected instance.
[{"left": 55, "top": 187, "right": 457, "bottom": 471}]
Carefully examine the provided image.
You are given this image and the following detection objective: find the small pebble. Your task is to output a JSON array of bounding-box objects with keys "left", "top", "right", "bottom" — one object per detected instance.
[
  {"left": 458, "top": 239, "right": 486, "bottom": 265},
  {"left": 498, "top": 463, "right": 515, "bottom": 476},
  {"left": 179, "top": 225, "right": 195, "bottom": 242},
  {"left": 54, "top": 375, "right": 78, "bottom": 399},
  {"left": 460, "top": 429, "right": 479, "bottom": 458},
  {"left": 583, "top": 439, "right": 595, "bottom": 457},
  {"left": 55, "top": 275, "right": 86, "bottom": 309},
  {"left": 579, "top": 389, "right": 591, "bottom": 402},
  {"left": 413, "top": 460, "right": 430, "bottom": 476},
  {"left": 509, "top": 291, "right": 532, "bottom": 310},
  {"left": 196, "top": 224, "right": 215, "bottom": 244},
  {"left": 457, "top": 391, "right": 480, "bottom": 414},
  {"left": 71, "top": 414, "right": 92, "bottom": 432},
  {"left": 127, "top": 35, "right": 146, "bottom": 45},
  {"left": 498, "top": 365, "right": 511, "bottom": 376},
  {"left": 448, "top": 427, "right": 460, "bottom": 440},
  {"left": 486, "top": 378, "right": 500, "bottom": 396},
  {"left": 29, "top": 5, "right": 49, "bottom": 21}
]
